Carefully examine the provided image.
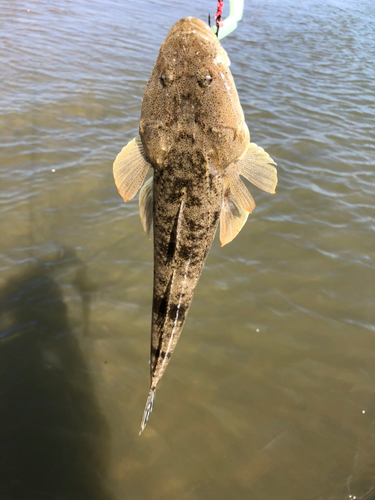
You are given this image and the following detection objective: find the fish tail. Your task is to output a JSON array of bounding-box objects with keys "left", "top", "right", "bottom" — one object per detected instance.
[{"left": 139, "top": 387, "right": 156, "bottom": 435}]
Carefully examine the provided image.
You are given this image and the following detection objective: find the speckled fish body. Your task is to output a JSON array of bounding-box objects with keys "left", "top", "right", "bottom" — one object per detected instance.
[{"left": 113, "top": 17, "right": 277, "bottom": 434}]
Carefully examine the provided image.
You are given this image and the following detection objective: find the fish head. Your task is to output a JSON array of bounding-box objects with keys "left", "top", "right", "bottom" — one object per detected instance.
[{"left": 139, "top": 17, "right": 249, "bottom": 172}]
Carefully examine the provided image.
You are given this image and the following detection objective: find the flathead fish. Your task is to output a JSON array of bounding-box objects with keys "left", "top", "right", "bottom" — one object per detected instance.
[{"left": 113, "top": 17, "right": 277, "bottom": 434}]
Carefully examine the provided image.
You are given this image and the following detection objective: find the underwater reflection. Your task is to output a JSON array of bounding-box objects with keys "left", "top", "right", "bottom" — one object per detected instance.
[{"left": 0, "top": 251, "right": 113, "bottom": 500}]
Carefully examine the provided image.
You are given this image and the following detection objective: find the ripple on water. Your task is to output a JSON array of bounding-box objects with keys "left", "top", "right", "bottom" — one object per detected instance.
[{"left": 1, "top": 0, "right": 375, "bottom": 498}]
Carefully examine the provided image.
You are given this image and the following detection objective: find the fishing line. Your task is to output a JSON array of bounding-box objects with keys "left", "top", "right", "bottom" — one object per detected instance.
[
  {"left": 215, "top": 0, "right": 224, "bottom": 38},
  {"left": 209, "top": 0, "right": 244, "bottom": 40}
]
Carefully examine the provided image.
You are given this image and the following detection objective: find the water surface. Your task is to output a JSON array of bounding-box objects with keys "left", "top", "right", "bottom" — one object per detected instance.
[{"left": 1, "top": 0, "right": 375, "bottom": 498}]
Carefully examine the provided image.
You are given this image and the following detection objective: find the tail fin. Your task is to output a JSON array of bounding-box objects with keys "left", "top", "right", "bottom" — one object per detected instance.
[{"left": 139, "top": 387, "right": 156, "bottom": 435}]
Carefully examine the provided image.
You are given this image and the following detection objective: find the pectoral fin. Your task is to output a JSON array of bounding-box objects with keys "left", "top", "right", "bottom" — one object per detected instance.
[
  {"left": 139, "top": 176, "right": 153, "bottom": 238},
  {"left": 228, "top": 142, "right": 277, "bottom": 194},
  {"left": 113, "top": 136, "right": 151, "bottom": 202},
  {"left": 220, "top": 179, "right": 249, "bottom": 247},
  {"left": 220, "top": 143, "right": 277, "bottom": 246}
]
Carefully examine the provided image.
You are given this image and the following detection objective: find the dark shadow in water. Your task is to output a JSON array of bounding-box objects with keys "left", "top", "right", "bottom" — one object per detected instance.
[{"left": 0, "top": 252, "right": 113, "bottom": 500}]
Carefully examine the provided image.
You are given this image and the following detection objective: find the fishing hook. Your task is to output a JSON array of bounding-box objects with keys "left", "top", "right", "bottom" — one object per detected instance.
[{"left": 211, "top": 0, "right": 244, "bottom": 40}]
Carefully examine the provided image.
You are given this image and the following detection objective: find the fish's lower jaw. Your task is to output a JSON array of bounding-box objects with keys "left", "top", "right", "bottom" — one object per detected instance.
[{"left": 139, "top": 387, "right": 156, "bottom": 435}]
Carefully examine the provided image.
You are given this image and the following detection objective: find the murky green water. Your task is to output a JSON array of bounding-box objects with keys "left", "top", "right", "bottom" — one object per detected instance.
[{"left": 1, "top": 0, "right": 375, "bottom": 498}]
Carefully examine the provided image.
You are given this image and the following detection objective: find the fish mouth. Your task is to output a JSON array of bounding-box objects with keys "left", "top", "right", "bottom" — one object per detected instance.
[
  {"left": 166, "top": 17, "right": 217, "bottom": 43},
  {"left": 164, "top": 17, "right": 230, "bottom": 67}
]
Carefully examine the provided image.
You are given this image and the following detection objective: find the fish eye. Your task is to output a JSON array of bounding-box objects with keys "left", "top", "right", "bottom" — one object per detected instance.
[
  {"left": 197, "top": 70, "right": 212, "bottom": 88},
  {"left": 160, "top": 69, "right": 173, "bottom": 87}
]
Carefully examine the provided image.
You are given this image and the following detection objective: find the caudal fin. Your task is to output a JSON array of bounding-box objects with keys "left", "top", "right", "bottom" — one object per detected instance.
[{"left": 139, "top": 387, "right": 156, "bottom": 435}]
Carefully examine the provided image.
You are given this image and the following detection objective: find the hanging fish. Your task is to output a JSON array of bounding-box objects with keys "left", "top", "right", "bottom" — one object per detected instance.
[{"left": 113, "top": 17, "right": 277, "bottom": 434}]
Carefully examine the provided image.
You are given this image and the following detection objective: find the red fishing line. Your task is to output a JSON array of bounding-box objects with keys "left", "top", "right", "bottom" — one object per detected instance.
[{"left": 215, "top": 0, "right": 224, "bottom": 30}]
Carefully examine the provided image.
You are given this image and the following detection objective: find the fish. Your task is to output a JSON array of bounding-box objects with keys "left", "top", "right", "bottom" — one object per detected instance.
[{"left": 113, "top": 17, "right": 277, "bottom": 434}]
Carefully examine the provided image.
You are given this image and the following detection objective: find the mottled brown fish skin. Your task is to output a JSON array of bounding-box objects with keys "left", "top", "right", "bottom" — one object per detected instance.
[
  {"left": 139, "top": 18, "right": 249, "bottom": 401},
  {"left": 150, "top": 149, "right": 222, "bottom": 388},
  {"left": 139, "top": 17, "right": 249, "bottom": 174},
  {"left": 112, "top": 15, "right": 277, "bottom": 432}
]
